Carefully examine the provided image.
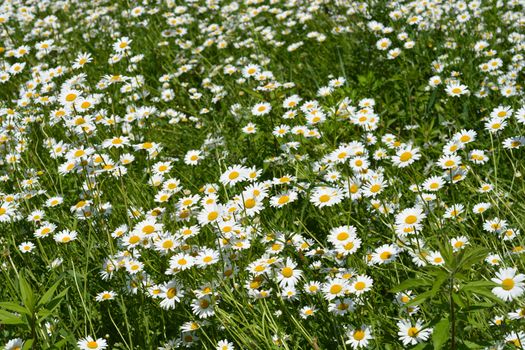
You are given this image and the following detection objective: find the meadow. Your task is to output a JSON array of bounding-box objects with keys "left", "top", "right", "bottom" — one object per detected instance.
[{"left": 0, "top": 0, "right": 524, "bottom": 349}]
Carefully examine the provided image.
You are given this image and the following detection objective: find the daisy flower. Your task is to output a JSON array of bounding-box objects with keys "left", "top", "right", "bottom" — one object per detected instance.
[
  {"left": 19, "top": 241, "right": 35, "bottom": 253},
  {"left": 323, "top": 278, "right": 350, "bottom": 300},
  {"left": 371, "top": 244, "right": 399, "bottom": 265},
  {"left": 184, "top": 150, "right": 203, "bottom": 165},
  {"left": 349, "top": 275, "right": 373, "bottom": 295},
  {"left": 4, "top": 338, "right": 24, "bottom": 350},
  {"left": 445, "top": 82, "right": 469, "bottom": 97},
  {"left": 391, "top": 146, "right": 421, "bottom": 168},
  {"left": 299, "top": 305, "right": 317, "bottom": 319},
  {"left": 95, "top": 291, "right": 117, "bottom": 302},
  {"left": 159, "top": 280, "right": 185, "bottom": 310},
  {"left": 77, "top": 336, "right": 107, "bottom": 350},
  {"left": 345, "top": 325, "right": 373, "bottom": 349},
  {"left": 220, "top": 165, "right": 248, "bottom": 187},
  {"left": 270, "top": 191, "right": 298, "bottom": 208},
  {"left": 251, "top": 102, "right": 272, "bottom": 116},
  {"left": 491, "top": 267, "right": 525, "bottom": 301},
  {"left": 310, "top": 186, "right": 343, "bottom": 208},
  {"left": 276, "top": 258, "right": 303, "bottom": 288},
  {"left": 397, "top": 319, "right": 431, "bottom": 346},
  {"left": 216, "top": 339, "right": 235, "bottom": 350}
]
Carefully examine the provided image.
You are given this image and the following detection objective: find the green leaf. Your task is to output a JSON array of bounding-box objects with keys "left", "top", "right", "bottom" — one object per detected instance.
[
  {"left": 433, "top": 318, "right": 450, "bottom": 350},
  {"left": 22, "top": 339, "right": 34, "bottom": 350},
  {"left": 456, "top": 247, "right": 489, "bottom": 271},
  {"left": 38, "top": 277, "right": 63, "bottom": 307},
  {"left": 437, "top": 240, "right": 453, "bottom": 268},
  {"left": 461, "top": 280, "right": 495, "bottom": 292},
  {"left": 430, "top": 272, "right": 448, "bottom": 296},
  {"left": 46, "top": 287, "right": 69, "bottom": 312},
  {"left": 18, "top": 272, "right": 35, "bottom": 312},
  {"left": 452, "top": 292, "right": 466, "bottom": 308},
  {"left": 467, "top": 288, "right": 506, "bottom": 306},
  {"left": 0, "top": 301, "right": 31, "bottom": 315},
  {"left": 406, "top": 290, "right": 434, "bottom": 307},
  {"left": 462, "top": 340, "right": 486, "bottom": 349},
  {"left": 0, "top": 309, "right": 25, "bottom": 325}
]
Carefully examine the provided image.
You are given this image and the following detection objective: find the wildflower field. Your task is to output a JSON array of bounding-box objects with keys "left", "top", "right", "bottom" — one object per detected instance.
[{"left": 1, "top": 0, "right": 525, "bottom": 349}]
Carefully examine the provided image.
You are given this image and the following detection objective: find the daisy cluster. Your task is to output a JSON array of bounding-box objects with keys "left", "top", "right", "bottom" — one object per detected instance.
[{"left": 0, "top": 0, "right": 524, "bottom": 349}]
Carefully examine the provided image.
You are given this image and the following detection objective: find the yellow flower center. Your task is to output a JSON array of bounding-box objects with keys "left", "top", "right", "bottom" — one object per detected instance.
[
  {"left": 65, "top": 93, "right": 77, "bottom": 102},
  {"left": 380, "top": 251, "right": 392, "bottom": 260},
  {"left": 166, "top": 287, "right": 177, "bottom": 299},
  {"left": 330, "top": 284, "right": 343, "bottom": 294},
  {"left": 337, "top": 232, "right": 349, "bottom": 241},
  {"left": 399, "top": 152, "right": 412, "bottom": 162},
  {"left": 405, "top": 215, "right": 417, "bottom": 224},
  {"left": 407, "top": 327, "right": 419, "bottom": 337},
  {"left": 281, "top": 267, "right": 293, "bottom": 278},
  {"left": 162, "top": 240, "right": 173, "bottom": 249},
  {"left": 353, "top": 330, "right": 365, "bottom": 341},
  {"left": 354, "top": 281, "right": 366, "bottom": 290},
  {"left": 370, "top": 184, "right": 381, "bottom": 193},
  {"left": 278, "top": 195, "right": 289, "bottom": 205},
  {"left": 501, "top": 278, "right": 514, "bottom": 291},
  {"left": 244, "top": 198, "right": 256, "bottom": 209},
  {"left": 142, "top": 225, "right": 155, "bottom": 234},
  {"left": 319, "top": 194, "right": 331, "bottom": 203}
]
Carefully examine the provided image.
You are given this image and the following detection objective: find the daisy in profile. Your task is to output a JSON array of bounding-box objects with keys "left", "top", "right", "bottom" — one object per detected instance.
[
  {"left": 53, "top": 230, "right": 78, "bottom": 243},
  {"left": 454, "top": 129, "right": 476, "bottom": 144},
  {"left": 299, "top": 305, "right": 317, "bottom": 319},
  {"left": 345, "top": 325, "right": 373, "bottom": 349},
  {"left": 491, "top": 267, "right": 525, "bottom": 301},
  {"left": 445, "top": 82, "right": 469, "bottom": 97},
  {"left": 505, "top": 331, "right": 525, "bottom": 348},
  {"left": 77, "top": 336, "right": 107, "bottom": 350},
  {"left": 397, "top": 319, "right": 431, "bottom": 346}
]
